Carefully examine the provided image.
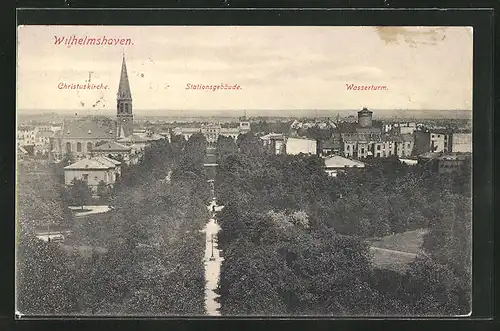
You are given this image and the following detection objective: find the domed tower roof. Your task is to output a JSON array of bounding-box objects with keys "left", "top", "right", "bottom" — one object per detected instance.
[{"left": 358, "top": 107, "right": 373, "bottom": 114}]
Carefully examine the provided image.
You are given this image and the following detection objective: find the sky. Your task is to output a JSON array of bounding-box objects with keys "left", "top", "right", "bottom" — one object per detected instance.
[{"left": 17, "top": 26, "right": 473, "bottom": 115}]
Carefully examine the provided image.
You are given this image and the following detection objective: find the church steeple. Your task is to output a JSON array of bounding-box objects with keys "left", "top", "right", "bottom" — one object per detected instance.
[
  {"left": 117, "top": 55, "right": 132, "bottom": 100},
  {"left": 116, "top": 55, "right": 134, "bottom": 138}
]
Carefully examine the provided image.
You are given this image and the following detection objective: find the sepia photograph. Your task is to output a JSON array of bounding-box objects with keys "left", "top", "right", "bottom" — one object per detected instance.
[{"left": 16, "top": 25, "right": 472, "bottom": 317}]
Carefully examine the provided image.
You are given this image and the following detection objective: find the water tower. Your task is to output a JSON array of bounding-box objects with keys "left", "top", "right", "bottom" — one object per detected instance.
[{"left": 358, "top": 107, "right": 373, "bottom": 128}]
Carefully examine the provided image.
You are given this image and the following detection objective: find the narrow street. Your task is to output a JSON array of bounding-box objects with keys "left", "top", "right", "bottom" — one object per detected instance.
[{"left": 203, "top": 200, "right": 224, "bottom": 316}]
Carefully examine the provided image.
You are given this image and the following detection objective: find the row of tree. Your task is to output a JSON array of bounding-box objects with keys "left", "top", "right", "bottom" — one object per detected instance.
[{"left": 214, "top": 132, "right": 471, "bottom": 316}]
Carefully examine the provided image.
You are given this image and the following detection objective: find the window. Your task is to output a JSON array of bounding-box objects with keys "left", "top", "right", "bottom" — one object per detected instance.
[
  {"left": 119, "top": 103, "right": 124, "bottom": 113},
  {"left": 377, "top": 145, "right": 381, "bottom": 150},
  {"left": 87, "top": 142, "right": 93, "bottom": 151},
  {"left": 432, "top": 135, "right": 435, "bottom": 138},
  {"left": 407, "top": 143, "right": 411, "bottom": 148},
  {"left": 376, "top": 152, "right": 380, "bottom": 157},
  {"left": 66, "top": 142, "right": 71, "bottom": 152},
  {"left": 77, "top": 142, "right": 82, "bottom": 152},
  {"left": 346, "top": 145, "right": 350, "bottom": 151},
  {"left": 125, "top": 104, "right": 129, "bottom": 112},
  {"left": 82, "top": 174, "right": 89, "bottom": 182},
  {"left": 437, "top": 135, "right": 441, "bottom": 138},
  {"left": 361, "top": 148, "right": 364, "bottom": 154}
]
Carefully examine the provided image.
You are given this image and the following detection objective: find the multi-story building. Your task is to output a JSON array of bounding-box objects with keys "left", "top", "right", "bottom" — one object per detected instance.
[
  {"left": 340, "top": 107, "right": 415, "bottom": 159},
  {"left": 171, "top": 116, "right": 251, "bottom": 147},
  {"left": 437, "top": 153, "right": 471, "bottom": 174},
  {"left": 451, "top": 131, "right": 472, "bottom": 153},
  {"left": 260, "top": 133, "right": 286, "bottom": 155},
  {"left": 50, "top": 119, "right": 117, "bottom": 160},
  {"left": 417, "top": 152, "right": 471, "bottom": 174},
  {"left": 429, "top": 129, "right": 452, "bottom": 153},
  {"left": 285, "top": 137, "right": 317, "bottom": 155},
  {"left": 18, "top": 126, "right": 37, "bottom": 146}
]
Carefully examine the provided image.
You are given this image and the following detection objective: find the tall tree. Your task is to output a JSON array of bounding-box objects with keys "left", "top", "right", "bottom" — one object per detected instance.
[{"left": 69, "top": 178, "right": 93, "bottom": 210}]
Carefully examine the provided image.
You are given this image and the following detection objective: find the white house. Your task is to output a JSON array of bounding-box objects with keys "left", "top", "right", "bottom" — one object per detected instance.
[
  {"left": 286, "top": 137, "right": 317, "bottom": 155},
  {"left": 64, "top": 156, "right": 122, "bottom": 190},
  {"left": 323, "top": 155, "right": 365, "bottom": 177}
]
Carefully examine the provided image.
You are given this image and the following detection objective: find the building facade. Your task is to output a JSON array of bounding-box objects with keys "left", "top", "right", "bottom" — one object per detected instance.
[
  {"left": 171, "top": 116, "right": 251, "bottom": 147},
  {"left": 260, "top": 133, "right": 286, "bottom": 155},
  {"left": 340, "top": 108, "right": 415, "bottom": 159},
  {"left": 64, "top": 156, "right": 122, "bottom": 190},
  {"left": 285, "top": 137, "right": 317, "bottom": 155},
  {"left": 429, "top": 129, "right": 452, "bottom": 153},
  {"left": 451, "top": 131, "right": 472, "bottom": 153}
]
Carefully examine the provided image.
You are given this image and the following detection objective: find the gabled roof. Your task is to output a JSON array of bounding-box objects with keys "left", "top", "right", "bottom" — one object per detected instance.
[
  {"left": 95, "top": 155, "right": 121, "bottom": 166},
  {"left": 58, "top": 118, "right": 116, "bottom": 139},
  {"left": 324, "top": 155, "right": 366, "bottom": 168},
  {"left": 64, "top": 158, "right": 115, "bottom": 170},
  {"left": 92, "top": 141, "right": 131, "bottom": 152}
]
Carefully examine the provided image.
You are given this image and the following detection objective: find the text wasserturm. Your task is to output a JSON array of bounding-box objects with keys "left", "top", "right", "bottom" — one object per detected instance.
[{"left": 54, "top": 35, "right": 133, "bottom": 47}]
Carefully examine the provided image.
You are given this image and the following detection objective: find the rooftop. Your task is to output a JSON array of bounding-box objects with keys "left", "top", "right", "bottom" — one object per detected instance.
[
  {"left": 65, "top": 157, "right": 119, "bottom": 170},
  {"left": 92, "top": 141, "right": 131, "bottom": 152},
  {"left": 324, "top": 155, "right": 366, "bottom": 168},
  {"left": 58, "top": 118, "right": 116, "bottom": 139},
  {"left": 358, "top": 107, "right": 373, "bottom": 114},
  {"left": 117, "top": 133, "right": 149, "bottom": 143}
]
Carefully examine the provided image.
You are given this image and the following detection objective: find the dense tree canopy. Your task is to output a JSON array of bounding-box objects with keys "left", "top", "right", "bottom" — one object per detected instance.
[
  {"left": 215, "top": 145, "right": 472, "bottom": 315},
  {"left": 17, "top": 134, "right": 211, "bottom": 315}
]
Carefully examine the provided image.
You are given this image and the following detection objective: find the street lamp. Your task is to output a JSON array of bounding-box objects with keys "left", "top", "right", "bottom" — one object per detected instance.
[{"left": 209, "top": 233, "right": 216, "bottom": 261}]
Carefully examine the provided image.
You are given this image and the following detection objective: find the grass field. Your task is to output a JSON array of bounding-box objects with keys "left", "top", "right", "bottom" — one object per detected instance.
[{"left": 368, "top": 229, "right": 428, "bottom": 273}]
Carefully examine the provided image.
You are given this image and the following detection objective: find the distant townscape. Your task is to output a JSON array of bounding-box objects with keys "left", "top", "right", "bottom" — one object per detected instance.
[{"left": 17, "top": 55, "right": 472, "bottom": 317}]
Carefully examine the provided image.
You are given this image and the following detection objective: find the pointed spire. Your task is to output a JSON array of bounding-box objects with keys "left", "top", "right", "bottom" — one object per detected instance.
[{"left": 117, "top": 55, "right": 132, "bottom": 100}]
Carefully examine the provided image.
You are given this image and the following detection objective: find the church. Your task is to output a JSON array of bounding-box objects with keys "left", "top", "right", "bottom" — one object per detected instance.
[{"left": 50, "top": 56, "right": 136, "bottom": 161}]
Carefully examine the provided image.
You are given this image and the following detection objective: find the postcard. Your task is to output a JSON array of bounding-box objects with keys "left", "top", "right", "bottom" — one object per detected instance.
[{"left": 16, "top": 25, "right": 472, "bottom": 317}]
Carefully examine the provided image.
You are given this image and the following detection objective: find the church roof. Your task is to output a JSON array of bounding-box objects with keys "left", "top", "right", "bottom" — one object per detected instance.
[
  {"left": 92, "top": 141, "right": 131, "bottom": 152},
  {"left": 117, "top": 56, "right": 132, "bottom": 100},
  {"left": 117, "top": 133, "right": 149, "bottom": 144},
  {"left": 58, "top": 118, "right": 116, "bottom": 139}
]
